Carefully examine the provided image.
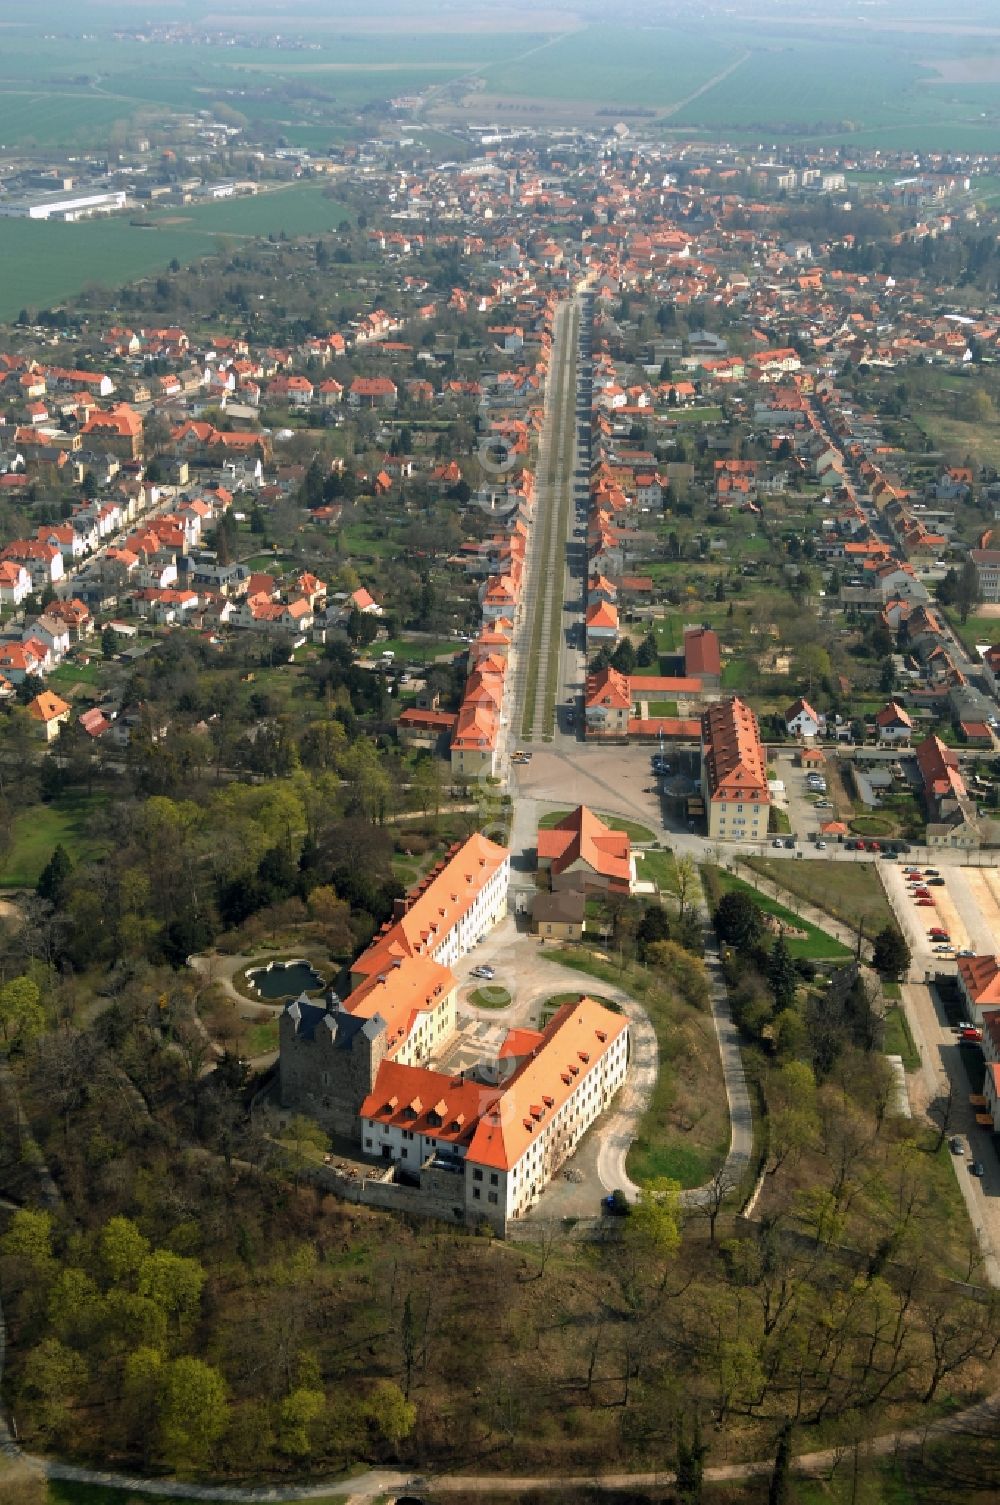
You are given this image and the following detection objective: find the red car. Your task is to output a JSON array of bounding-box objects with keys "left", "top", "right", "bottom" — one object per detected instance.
[
  {"left": 906, "top": 870, "right": 922, "bottom": 879},
  {"left": 960, "top": 1028, "right": 983, "bottom": 1043},
  {"left": 869, "top": 840, "right": 881, "bottom": 852},
  {"left": 856, "top": 839, "right": 867, "bottom": 852},
  {"left": 917, "top": 898, "right": 935, "bottom": 907},
  {"left": 913, "top": 887, "right": 931, "bottom": 898}
]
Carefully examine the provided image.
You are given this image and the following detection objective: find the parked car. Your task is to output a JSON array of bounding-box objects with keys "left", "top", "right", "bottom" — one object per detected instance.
[
  {"left": 855, "top": 840, "right": 867, "bottom": 851},
  {"left": 869, "top": 841, "right": 881, "bottom": 852},
  {"left": 815, "top": 839, "right": 827, "bottom": 850},
  {"left": 925, "top": 868, "right": 940, "bottom": 876},
  {"left": 784, "top": 838, "right": 795, "bottom": 849},
  {"left": 772, "top": 838, "right": 784, "bottom": 848},
  {"left": 603, "top": 1189, "right": 631, "bottom": 1216},
  {"left": 880, "top": 850, "right": 897, "bottom": 860},
  {"left": 960, "top": 1027, "right": 983, "bottom": 1043},
  {"left": 916, "top": 898, "right": 935, "bottom": 906},
  {"left": 928, "top": 877, "right": 946, "bottom": 886},
  {"left": 970, "top": 1162, "right": 986, "bottom": 1178},
  {"left": 950, "top": 1136, "right": 965, "bottom": 1155}
]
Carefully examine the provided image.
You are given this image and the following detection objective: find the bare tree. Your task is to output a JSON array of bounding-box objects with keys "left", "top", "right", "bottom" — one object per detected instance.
[{"left": 692, "top": 1163, "right": 740, "bottom": 1243}]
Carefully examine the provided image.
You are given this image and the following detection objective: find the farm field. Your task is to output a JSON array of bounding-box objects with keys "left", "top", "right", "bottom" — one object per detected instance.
[
  {"left": 0, "top": 185, "right": 353, "bottom": 322},
  {"left": 0, "top": 26, "right": 549, "bottom": 146},
  {"left": 480, "top": 26, "right": 741, "bottom": 108}
]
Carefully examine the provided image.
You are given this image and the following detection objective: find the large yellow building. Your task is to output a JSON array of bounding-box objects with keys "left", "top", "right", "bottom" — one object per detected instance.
[{"left": 701, "top": 696, "right": 770, "bottom": 842}]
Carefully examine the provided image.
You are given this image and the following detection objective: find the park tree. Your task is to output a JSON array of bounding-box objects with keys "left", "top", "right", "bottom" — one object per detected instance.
[
  {"left": 364, "top": 1378, "right": 416, "bottom": 1448},
  {"left": 278, "top": 1387, "right": 327, "bottom": 1457},
  {"left": 0, "top": 976, "right": 46, "bottom": 1047},
  {"left": 873, "top": 924, "right": 910, "bottom": 980},
  {"left": 714, "top": 889, "right": 764, "bottom": 951},
  {"left": 636, "top": 902, "right": 671, "bottom": 960},
  {"left": 157, "top": 1355, "right": 229, "bottom": 1471},
  {"left": 100, "top": 1216, "right": 150, "bottom": 1285},
  {"left": 674, "top": 1409, "right": 707, "bottom": 1505},
  {"left": 956, "top": 556, "right": 982, "bottom": 624},
  {"left": 646, "top": 939, "right": 710, "bottom": 1010},
  {"left": 0, "top": 1208, "right": 53, "bottom": 1274},
  {"left": 628, "top": 1176, "right": 683, "bottom": 1260},
  {"left": 137, "top": 1249, "right": 206, "bottom": 1335},
  {"left": 636, "top": 630, "right": 659, "bottom": 667},
  {"left": 767, "top": 934, "right": 798, "bottom": 1012},
  {"left": 21, "top": 1338, "right": 88, "bottom": 1441},
  {"left": 37, "top": 844, "right": 73, "bottom": 907},
  {"left": 610, "top": 637, "right": 637, "bottom": 674}
]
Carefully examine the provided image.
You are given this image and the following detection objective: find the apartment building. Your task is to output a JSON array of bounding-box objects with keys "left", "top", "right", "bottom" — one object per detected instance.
[{"left": 701, "top": 695, "right": 771, "bottom": 841}]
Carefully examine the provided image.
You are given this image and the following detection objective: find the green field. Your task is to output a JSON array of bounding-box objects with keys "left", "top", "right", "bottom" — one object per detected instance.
[
  {"left": 482, "top": 27, "right": 738, "bottom": 108},
  {"left": 743, "top": 857, "right": 894, "bottom": 942},
  {"left": 0, "top": 185, "right": 353, "bottom": 322},
  {"left": 1, "top": 793, "right": 109, "bottom": 888}
]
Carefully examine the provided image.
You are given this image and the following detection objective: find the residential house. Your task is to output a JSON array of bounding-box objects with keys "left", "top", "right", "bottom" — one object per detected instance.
[
  {"left": 875, "top": 702, "right": 913, "bottom": 745},
  {"left": 26, "top": 689, "right": 71, "bottom": 741},
  {"left": 785, "top": 697, "right": 824, "bottom": 739}
]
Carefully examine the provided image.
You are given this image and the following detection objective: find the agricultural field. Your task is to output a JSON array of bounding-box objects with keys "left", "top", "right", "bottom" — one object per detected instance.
[
  {"left": 479, "top": 27, "right": 741, "bottom": 109},
  {"left": 0, "top": 25, "right": 548, "bottom": 148},
  {"left": 0, "top": 185, "right": 353, "bottom": 322}
]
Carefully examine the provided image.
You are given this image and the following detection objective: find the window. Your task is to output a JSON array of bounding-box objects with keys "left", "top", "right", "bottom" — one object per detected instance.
[
  {"left": 472, "top": 1168, "right": 483, "bottom": 1182},
  {"left": 490, "top": 1172, "right": 499, "bottom": 1186},
  {"left": 487, "top": 1192, "right": 498, "bottom": 1205},
  {"left": 472, "top": 1187, "right": 480, "bottom": 1200}
]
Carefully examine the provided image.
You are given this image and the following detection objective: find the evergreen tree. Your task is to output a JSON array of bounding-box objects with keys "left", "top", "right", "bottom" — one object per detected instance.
[
  {"left": 37, "top": 844, "right": 73, "bottom": 908},
  {"left": 873, "top": 924, "right": 910, "bottom": 980},
  {"left": 767, "top": 934, "right": 798, "bottom": 1012}
]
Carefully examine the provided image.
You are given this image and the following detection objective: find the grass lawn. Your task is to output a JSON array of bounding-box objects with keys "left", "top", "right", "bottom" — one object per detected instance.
[
  {"left": 743, "top": 856, "right": 894, "bottom": 943},
  {"left": 547, "top": 944, "right": 730, "bottom": 1190},
  {"left": 711, "top": 869, "right": 852, "bottom": 962},
  {"left": 883, "top": 1004, "right": 920, "bottom": 1071},
  {"left": 537, "top": 809, "right": 656, "bottom": 843},
  {"left": 850, "top": 813, "right": 896, "bottom": 837},
  {"left": 942, "top": 607, "right": 1000, "bottom": 655},
  {"left": 644, "top": 699, "right": 679, "bottom": 716},
  {"left": 470, "top": 985, "right": 511, "bottom": 1009},
  {"left": 721, "top": 657, "right": 754, "bottom": 691},
  {"left": 634, "top": 847, "right": 678, "bottom": 894},
  {"left": 376, "top": 637, "right": 461, "bottom": 663},
  {"left": 1, "top": 793, "right": 109, "bottom": 887},
  {"left": 46, "top": 660, "right": 105, "bottom": 690},
  {"left": 242, "top": 1017, "right": 280, "bottom": 1057},
  {"left": 665, "top": 405, "right": 724, "bottom": 424}
]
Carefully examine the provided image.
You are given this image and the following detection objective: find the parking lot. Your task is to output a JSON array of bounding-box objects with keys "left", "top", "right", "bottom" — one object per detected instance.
[
  {"left": 882, "top": 862, "right": 1000, "bottom": 965},
  {"left": 880, "top": 862, "right": 1000, "bottom": 1280}
]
